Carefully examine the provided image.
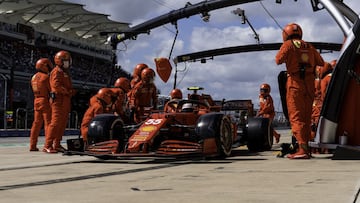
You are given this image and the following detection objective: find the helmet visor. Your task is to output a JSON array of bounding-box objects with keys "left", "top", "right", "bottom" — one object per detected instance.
[{"left": 260, "top": 88, "right": 269, "bottom": 93}]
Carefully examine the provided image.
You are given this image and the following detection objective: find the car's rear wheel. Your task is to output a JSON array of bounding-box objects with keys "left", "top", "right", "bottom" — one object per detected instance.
[
  {"left": 196, "top": 113, "right": 233, "bottom": 158},
  {"left": 216, "top": 116, "right": 233, "bottom": 157}
]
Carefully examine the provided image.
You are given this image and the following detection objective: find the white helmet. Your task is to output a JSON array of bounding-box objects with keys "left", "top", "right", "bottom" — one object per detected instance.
[{"left": 181, "top": 103, "right": 194, "bottom": 112}]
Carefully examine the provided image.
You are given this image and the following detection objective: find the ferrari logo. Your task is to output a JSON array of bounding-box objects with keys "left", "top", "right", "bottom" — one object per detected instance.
[
  {"left": 293, "top": 40, "right": 301, "bottom": 48},
  {"left": 141, "top": 125, "right": 157, "bottom": 132}
]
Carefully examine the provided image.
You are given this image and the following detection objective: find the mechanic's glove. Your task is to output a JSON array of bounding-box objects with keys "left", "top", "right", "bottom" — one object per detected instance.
[{"left": 129, "top": 105, "right": 136, "bottom": 111}]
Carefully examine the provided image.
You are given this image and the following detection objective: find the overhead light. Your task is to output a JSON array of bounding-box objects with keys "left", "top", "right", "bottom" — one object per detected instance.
[
  {"left": 201, "top": 11, "right": 210, "bottom": 22},
  {"left": 232, "top": 8, "right": 246, "bottom": 24},
  {"left": 276, "top": 0, "right": 282, "bottom": 4}
]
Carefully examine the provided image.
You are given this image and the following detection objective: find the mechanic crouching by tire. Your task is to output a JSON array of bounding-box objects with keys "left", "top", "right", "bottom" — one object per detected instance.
[
  {"left": 129, "top": 67, "right": 158, "bottom": 123},
  {"left": 44, "top": 50, "right": 75, "bottom": 153},
  {"left": 256, "top": 83, "right": 281, "bottom": 143},
  {"left": 81, "top": 88, "right": 114, "bottom": 148},
  {"left": 275, "top": 23, "right": 324, "bottom": 159}
]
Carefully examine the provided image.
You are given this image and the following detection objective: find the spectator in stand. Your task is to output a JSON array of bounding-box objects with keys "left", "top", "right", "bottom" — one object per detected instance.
[
  {"left": 29, "top": 58, "right": 53, "bottom": 151},
  {"left": 44, "top": 50, "right": 75, "bottom": 153}
]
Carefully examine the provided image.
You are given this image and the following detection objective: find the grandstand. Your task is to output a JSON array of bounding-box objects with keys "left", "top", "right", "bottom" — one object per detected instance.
[{"left": 0, "top": 0, "right": 131, "bottom": 133}]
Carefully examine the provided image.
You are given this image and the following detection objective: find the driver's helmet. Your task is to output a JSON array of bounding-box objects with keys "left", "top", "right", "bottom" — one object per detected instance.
[
  {"left": 181, "top": 103, "right": 194, "bottom": 112},
  {"left": 170, "top": 88, "right": 182, "bottom": 100}
]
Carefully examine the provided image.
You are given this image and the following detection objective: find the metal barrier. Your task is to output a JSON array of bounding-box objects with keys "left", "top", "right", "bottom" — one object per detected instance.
[
  {"left": 11, "top": 109, "right": 79, "bottom": 130},
  {"left": 15, "top": 108, "right": 28, "bottom": 129},
  {"left": 0, "top": 73, "right": 8, "bottom": 129},
  {"left": 68, "top": 110, "right": 79, "bottom": 129}
]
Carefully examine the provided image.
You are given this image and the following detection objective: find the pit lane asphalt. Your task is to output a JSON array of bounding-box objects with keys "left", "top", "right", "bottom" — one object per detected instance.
[{"left": 0, "top": 129, "right": 359, "bottom": 203}]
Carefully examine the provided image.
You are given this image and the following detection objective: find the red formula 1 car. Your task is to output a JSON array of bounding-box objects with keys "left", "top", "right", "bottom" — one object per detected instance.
[{"left": 65, "top": 90, "right": 271, "bottom": 159}]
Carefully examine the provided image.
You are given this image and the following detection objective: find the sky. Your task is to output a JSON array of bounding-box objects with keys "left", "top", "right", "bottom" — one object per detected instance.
[{"left": 64, "top": 0, "right": 359, "bottom": 112}]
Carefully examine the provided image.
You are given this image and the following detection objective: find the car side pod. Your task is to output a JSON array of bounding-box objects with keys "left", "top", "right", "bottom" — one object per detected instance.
[
  {"left": 246, "top": 117, "right": 272, "bottom": 152},
  {"left": 195, "top": 112, "right": 233, "bottom": 158}
]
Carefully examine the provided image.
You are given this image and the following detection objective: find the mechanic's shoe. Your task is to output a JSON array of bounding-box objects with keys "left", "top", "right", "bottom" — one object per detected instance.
[
  {"left": 321, "top": 148, "right": 329, "bottom": 154},
  {"left": 311, "top": 147, "right": 320, "bottom": 154},
  {"left": 42, "top": 147, "right": 57, "bottom": 153},
  {"left": 287, "top": 144, "right": 310, "bottom": 159},
  {"left": 287, "top": 152, "right": 310, "bottom": 159},
  {"left": 29, "top": 147, "right": 39, "bottom": 152},
  {"left": 55, "top": 145, "right": 66, "bottom": 152},
  {"left": 273, "top": 131, "right": 281, "bottom": 143}
]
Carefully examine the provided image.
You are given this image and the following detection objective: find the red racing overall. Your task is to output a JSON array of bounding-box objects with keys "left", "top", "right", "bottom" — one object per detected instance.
[
  {"left": 30, "top": 71, "right": 51, "bottom": 151},
  {"left": 45, "top": 65, "right": 73, "bottom": 151},
  {"left": 276, "top": 38, "right": 324, "bottom": 158}
]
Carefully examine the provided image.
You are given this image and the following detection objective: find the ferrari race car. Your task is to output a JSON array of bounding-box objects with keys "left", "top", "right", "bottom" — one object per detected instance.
[{"left": 65, "top": 89, "right": 272, "bottom": 159}]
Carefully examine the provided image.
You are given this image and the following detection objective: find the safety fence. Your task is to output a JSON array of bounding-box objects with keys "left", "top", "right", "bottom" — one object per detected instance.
[
  {"left": 0, "top": 108, "right": 80, "bottom": 130},
  {"left": 0, "top": 73, "right": 8, "bottom": 129}
]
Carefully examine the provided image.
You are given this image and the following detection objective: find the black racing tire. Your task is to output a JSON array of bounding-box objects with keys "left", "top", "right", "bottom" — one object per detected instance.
[
  {"left": 278, "top": 71, "right": 289, "bottom": 120},
  {"left": 263, "top": 126, "right": 274, "bottom": 151},
  {"left": 246, "top": 117, "right": 271, "bottom": 152},
  {"left": 87, "top": 114, "right": 124, "bottom": 145},
  {"left": 196, "top": 113, "right": 233, "bottom": 158}
]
